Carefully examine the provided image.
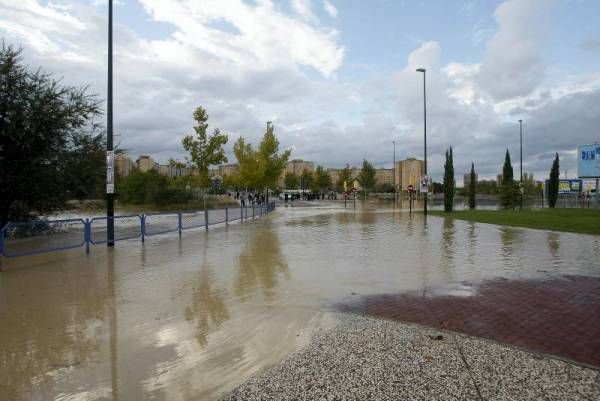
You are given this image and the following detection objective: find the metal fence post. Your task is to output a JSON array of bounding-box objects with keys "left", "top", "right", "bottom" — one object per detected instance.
[
  {"left": 204, "top": 209, "right": 209, "bottom": 230},
  {"left": 85, "top": 218, "right": 91, "bottom": 254},
  {"left": 225, "top": 207, "right": 228, "bottom": 225},
  {"left": 252, "top": 205, "right": 255, "bottom": 219},
  {"left": 178, "top": 212, "right": 182, "bottom": 237},
  {"left": 241, "top": 205, "right": 244, "bottom": 222},
  {"left": 141, "top": 214, "right": 146, "bottom": 243}
]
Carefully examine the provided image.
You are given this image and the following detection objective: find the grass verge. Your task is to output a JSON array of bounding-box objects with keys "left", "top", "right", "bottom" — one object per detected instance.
[{"left": 429, "top": 208, "right": 600, "bottom": 235}]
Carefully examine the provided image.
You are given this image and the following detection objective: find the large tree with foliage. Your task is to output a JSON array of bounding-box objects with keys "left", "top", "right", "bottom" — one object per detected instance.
[
  {"left": 258, "top": 124, "right": 291, "bottom": 190},
  {"left": 284, "top": 172, "right": 299, "bottom": 190},
  {"left": 0, "top": 44, "right": 101, "bottom": 225},
  {"left": 357, "top": 159, "right": 376, "bottom": 198},
  {"left": 182, "top": 107, "right": 228, "bottom": 186},
  {"left": 500, "top": 149, "right": 516, "bottom": 209},
  {"left": 548, "top": 153, "right": 560, "bottom": 208},
  {"left": 336, "top": 164, "right": 353, "bottom": 192},
  {"left": 314, "top": 165, "right": 331, "bottom": 192},
  {"left": 468, "top": 162, "right": 476, "bottom": 209},
  {"left": 443, "top": 147, "right": 455, "bottom": 212},
  {"left": 300, "top": 169, "right": 314, "bottom": 191},
  {"left": 233, "top": 137, "right": 263, "bottom": 189}
]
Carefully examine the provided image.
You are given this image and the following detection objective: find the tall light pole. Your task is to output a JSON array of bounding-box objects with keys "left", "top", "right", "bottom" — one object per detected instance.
[
  {"left": 519, "top": 119, "right": 523, "bottom": 210},
  {"left": 107, "top": 0, "right": 115, "bottom": 246},
  {"left": 266, "top": 121, "right": 272, "bottom": 202},
  {"left": 393, "top": 140, "right": 396, "bottom": 203},
  {"left": 416, "top": 68, "right": 427, "bottom": 216}
]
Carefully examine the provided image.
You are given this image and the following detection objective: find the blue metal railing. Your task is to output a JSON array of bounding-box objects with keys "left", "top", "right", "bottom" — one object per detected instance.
[{"left": 0, "top": 202, "right": 276, "bottom": 271}]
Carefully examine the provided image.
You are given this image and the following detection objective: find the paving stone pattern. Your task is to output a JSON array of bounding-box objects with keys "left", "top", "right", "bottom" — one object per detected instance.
[{"left": 339, "top": 276, "right": 600, "bottom": 368}]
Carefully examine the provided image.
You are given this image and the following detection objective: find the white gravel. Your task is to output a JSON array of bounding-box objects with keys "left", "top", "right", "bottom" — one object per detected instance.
[{"left": 222, "top": 314, "right": 600, "bottom": 401}]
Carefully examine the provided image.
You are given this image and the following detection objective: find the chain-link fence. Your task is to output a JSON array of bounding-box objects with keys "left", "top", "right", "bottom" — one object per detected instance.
[{"left": 0, "top": 202, "right": 276, "bottom": 270}]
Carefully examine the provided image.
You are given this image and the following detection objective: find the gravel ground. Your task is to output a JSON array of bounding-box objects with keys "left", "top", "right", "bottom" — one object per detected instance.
[{"left": 222, "top": 314, "right": 600, "bottom": 401}]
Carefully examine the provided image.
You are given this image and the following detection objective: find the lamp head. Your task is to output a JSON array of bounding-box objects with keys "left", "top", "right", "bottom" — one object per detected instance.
[{"left": 416, "top": 68, "right": 426, "bottom": 73}]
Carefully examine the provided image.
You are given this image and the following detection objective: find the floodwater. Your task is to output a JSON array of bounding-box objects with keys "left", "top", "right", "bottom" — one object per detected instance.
[{"left": 1, "top": 202, "right": 599, "bottom": 401}]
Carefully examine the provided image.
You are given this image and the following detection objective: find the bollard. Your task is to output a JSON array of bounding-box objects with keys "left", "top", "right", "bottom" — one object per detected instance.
[
  {"left": 141, "top": 215, "right": 146, "bottom": 243},
  {"left": 204, "top": 209, "right": 209, "bottom": 230},
  {"left": 225, "top": 207, "right": 228, "bottom": 225},
  {"left": 253, "top": 205, "right": 255, "bottom": 219},
  {"left": 85, "top": 219, "right": 91, "bottom": 254},
  {"left": 178, "top": 212, "right": 182, "bottom": 237}
]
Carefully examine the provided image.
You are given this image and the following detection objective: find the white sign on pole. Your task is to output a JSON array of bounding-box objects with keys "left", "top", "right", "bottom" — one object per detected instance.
[
  {"left": 420, "top": 175, "right": 429, "bottom": 194},
  {"left": 106, "top": 151, "right": 115, "bottom": 194}
]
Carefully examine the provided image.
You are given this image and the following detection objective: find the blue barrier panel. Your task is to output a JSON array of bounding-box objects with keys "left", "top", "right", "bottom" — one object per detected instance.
[
  {"left": 90, "top": 215, "right": 142, "bottom": 244},
  {"left": 2, "top": 218, "right": 86, "bottom": 257},
  {"left": 228, "top": 207, "right": 242, "bottom": 222},
  {"left": 144, "top": 212, "right": 179, "bottom": 236},
  {"left": 181, "top": 211, "right": 206, "bottom": 229},
  {"left": 208, "top": 208, "right": 227, "bottom": 225}
]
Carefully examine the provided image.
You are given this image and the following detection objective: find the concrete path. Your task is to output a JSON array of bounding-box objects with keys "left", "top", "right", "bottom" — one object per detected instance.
[{"left": 222, "top": 315, "right": 599, "bottom": 400}]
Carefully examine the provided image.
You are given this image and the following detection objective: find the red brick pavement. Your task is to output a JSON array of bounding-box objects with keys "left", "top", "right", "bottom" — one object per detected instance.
[{"left": 338, "top": 276, "right": 600, "bottom": 368}]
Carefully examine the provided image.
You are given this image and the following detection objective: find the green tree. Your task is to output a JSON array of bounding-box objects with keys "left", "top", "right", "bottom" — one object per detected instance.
[
  {"left": 182, "top": 107, "right": 228, "bottom": 187},
  {"left": 468, "top": 162, "right": 476, "bottom": 209},
  {"left": 63, "top": 129, "right": 106, "bottom": 200},
  {"left": 443, "top": 147, "right": 455, "bottom": 212},
  {"left": 233, "top": 137, "right": 263, "bottom": 189},
  {"left": 432, "top": 182, "right": 444, "bottom": 194},
  {"left": 300, "top": 169, "right": 314, "bottom": 191},
  {"left": 0, "top": 44, "right": 100, "bottom": 225},
  {"left": 336, "top": 164, "right": 353, "bottom": 192},
  {"left": 258, "top": 124, "right": 291, "bottom": 191},
  {"left": 500, "top": 149, "right": 516, "bottom": 209},
  {"left": 357, "top": 159, "right": 376, "bottom": 198},
  {"left": 314, "top": 165, "right": 331, "bottom": 192},
  {"left": 284, "top": 172, "right": 298, "bottom": 190},
  {"left": 548, "top": 153, "right": 560, "bottom": 208}
]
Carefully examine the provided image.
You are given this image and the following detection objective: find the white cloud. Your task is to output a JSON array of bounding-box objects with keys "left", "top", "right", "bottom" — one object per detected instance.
[
  {"left": 323, "top": 0, "right": 338, "bottom": 18},
  {"left": 477, "top": 0, "right": 551, "bottom": 101},
  {"left": 292, "top": 0, "right": 318, "bottom": 24}
]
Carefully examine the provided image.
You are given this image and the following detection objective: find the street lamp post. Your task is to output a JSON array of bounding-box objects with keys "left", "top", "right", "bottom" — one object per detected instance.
[
  {"left": 107, "top": 0, "right": 115, "bottom": 246},
  {"left": 519, "top": 119, "right": 523, "bottom": 210},
  {"left": 416, "top": 68, "right": 427, "bottom": 216},
  {"left": 393, "top": 140, "right": 396, "bottom": 203},
  {"left": 266, "top": 121, "right": 272, "bottom": 203}
]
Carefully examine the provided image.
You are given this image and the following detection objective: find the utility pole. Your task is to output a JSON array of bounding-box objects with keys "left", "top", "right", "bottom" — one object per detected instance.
[
  {"left": 519, "top": 119, "right": 523, "bottom": 210},
  {"left": 393, "top": 140, "right": 396, "bottom": 204},
  {"left": 416, "top": 68, "right": 427, "bottom": 216},
  {"left": 107, "top": 0, "right": 115, "bottom": 246}
]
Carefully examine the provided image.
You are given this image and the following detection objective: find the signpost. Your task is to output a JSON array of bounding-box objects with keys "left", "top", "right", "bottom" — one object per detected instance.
[
  {"left": 106, "top": 151, "right": 115, "bottom": 194},
  {"left": 407, "top": 184, "right": 414, "bottom": 214}
]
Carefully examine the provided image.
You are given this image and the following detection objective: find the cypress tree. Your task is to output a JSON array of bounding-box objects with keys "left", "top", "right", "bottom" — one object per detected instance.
[
  {"left": 548, "top": 153, "right": 560, "bottom": 208},
  {"left": 468, "top": 162, "right": 476, "bottom": 209},
  {"left": 500, "top": 149, "right": 514, "bottom": 209},
  {"left": 443, "top": 147, "right": 455, "bottom": 212}
]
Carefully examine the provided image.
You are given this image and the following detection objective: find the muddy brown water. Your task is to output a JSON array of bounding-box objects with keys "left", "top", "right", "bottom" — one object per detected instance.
[{"left": 1, "top": 203, "right": 599, "bottom": 400}]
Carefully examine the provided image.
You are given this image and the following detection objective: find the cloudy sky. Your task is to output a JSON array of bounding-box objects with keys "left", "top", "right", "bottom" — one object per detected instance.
[{"left": 1, "top": 0, "right": 599, "bottom": 183}]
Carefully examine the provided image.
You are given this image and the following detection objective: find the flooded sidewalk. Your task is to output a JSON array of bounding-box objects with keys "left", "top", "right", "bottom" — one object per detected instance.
[{"left": 1, "top": 204, "right": 599, "bottom": 400}]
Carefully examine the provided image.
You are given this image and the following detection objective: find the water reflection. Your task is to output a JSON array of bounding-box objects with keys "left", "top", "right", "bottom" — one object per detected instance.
[
  {"left": 498, "top": 226, "right": 524, "bottom": 274},
  {"left": 0, "top": 257, "right": 110, "bottom": 400},
  {"left": 440, "top": 217, "right": 456, "bottom": 269},
  {"left": 547, "top": 232, "right": 561, "bottom": 269},
  {"left": 235, "top": 220, "right": 289, "bottom": 302},
  {"left": 184, "top": 265, "right": 230, "bottom": 347}
]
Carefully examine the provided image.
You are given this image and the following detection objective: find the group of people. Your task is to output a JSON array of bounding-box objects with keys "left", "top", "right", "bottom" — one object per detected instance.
[{"left": 233, "top": 191, "right": 266, "bottom": 207}]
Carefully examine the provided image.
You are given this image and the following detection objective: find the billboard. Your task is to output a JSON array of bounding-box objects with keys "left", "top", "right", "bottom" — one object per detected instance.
[
  {"left": 578, "top": 143, "right": 600, "bottom": 178},
  {"left": 545, "top": 179, "right": 582, "bottom": 194}
]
